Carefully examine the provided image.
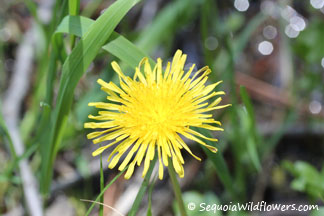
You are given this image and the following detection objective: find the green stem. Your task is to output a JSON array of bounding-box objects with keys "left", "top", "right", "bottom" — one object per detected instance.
[
  {"left": 99, "top": 153, "right": 104, "bottom": 216},
  {"left": 167, "top": 158, "right": 187, "bottom": 216}
]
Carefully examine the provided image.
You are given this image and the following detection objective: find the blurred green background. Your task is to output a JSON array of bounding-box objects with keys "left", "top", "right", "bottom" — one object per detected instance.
[{"left": 0, "top": 0, "right": 324, "bottom": 215}]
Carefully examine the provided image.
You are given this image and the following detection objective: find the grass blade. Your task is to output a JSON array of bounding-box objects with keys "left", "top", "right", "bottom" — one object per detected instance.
[
  {"left": 0, "top": 102, "right": 16, "bottom": 160},
  {"left": 68, "top": 0, "right": 80, "bottom": 16},
  {"left": 84, "top": 167, "right": 128, "bottom": 216},
  {"left": 128, "top": 156, "right": 157, "bottom": 216},
  {"left": 239, "top": 86, "right": 261, "bottom": 171},
  {"left": 40, "top": 0, "right": 141, "bottom": 195},
  {"left": 146, "top": 175, "right": 157, "bottom": 216},
  {"left": 54, "top": 15, "right": 154, "bottom": 68},
  {"left": 68, "top": 0, "right": 80, "bottom": 48}
]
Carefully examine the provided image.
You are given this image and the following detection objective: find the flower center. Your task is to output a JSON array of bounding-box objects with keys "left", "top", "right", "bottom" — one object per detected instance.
[{"left": 122, "top": 81, "right": 190, "bottom": 139}]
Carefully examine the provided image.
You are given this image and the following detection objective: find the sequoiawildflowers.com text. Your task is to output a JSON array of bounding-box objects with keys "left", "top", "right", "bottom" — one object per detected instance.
[{"left": 187, "top": 201, "right": 319, "bottom": 213}]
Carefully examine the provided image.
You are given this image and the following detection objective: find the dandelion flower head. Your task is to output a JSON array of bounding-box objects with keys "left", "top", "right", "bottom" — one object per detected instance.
[{"left": 84, "top": 50, "right": 230, "bottom": 180}]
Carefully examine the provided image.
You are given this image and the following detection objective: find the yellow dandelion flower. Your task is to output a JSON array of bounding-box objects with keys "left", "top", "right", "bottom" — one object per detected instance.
[{"left": 84, "top": 50, "right": 230, "bottom": 180}]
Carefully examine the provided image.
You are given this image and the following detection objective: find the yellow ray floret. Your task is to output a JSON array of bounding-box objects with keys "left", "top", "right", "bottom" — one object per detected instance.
[{"left": 84, "top": 50, "right": 231, "bottom": 180}]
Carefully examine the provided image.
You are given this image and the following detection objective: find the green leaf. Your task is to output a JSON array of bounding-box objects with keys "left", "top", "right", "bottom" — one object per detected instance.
[
  {"left": 40, "top": 0, "right": 141, "bottom": 195},
  {"left": 283, "top": 160, "right": 324, "bottom": 200}
]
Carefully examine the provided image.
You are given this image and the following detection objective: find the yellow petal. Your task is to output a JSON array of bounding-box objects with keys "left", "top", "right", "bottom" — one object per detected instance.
[
  {"left": 111, "top": 61, "right": 125, "bottom": 78},
  {"left": 180, "top": 131, "right": 217, "bottom": 153},
  {"left": 142, "top": 143, "right": 155, "bottom": 178},
  {"left": 124, "top": 162, "right": 135, "bottom": 179},
  {"left": 118, "top": 139, "right": 142, "bottom": 171},
  {"left": 84, "top": 121, "right": 117, "bottom": 129},
  {"left": 186, "top": 128, "right": 219, "bottom": 141},
  {"left": 97, "top": 79, "right": 124, "bottom": 95},
  {"left": 156, "top": 58, "right": 163, "bottom": 84},
  {"left": 92, "top": 140, "right": 119, "bottom": 156},
  {"left": 158, "top": 145, "right": 164, "bottom": 180},
  {"left": 92, "top": 129, "right": 125, "bottom": 144},
  {"left": 136, "top": 140, "right": 149, "bottom": 166},
  {"left": 86, "top": 127, "right": 119, "bottom": 139}
]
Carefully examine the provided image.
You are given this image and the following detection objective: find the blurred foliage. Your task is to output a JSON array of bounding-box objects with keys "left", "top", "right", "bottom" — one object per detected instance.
[
  {"left": 173, "top": 191, "right": 221, "bottom": 216},
  {"left": 311, "top": 207, "right": 324, "bottom": 216},
  {"left": 295, "top": 18, "right": 324, "bottom": 64},
  {"left": 283, "top": 160, "right": 324, "bottom": 202}
]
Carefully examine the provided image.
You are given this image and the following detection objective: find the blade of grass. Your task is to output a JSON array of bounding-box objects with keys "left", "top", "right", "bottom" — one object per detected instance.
[
  {"left": 22, "top": 0, "right": 69, "bottom": 146},
  {"left": 0, "top": 102, "right": 16, "bottom": 160},
  {"left": 224, "top": 37, "right": 246, "bottom": 200},
  {"left": 0, "top": 102, "right": 19, "bottom": 181},
  {"left": 54, "top": 15, "right": 154, "bottom": 68},
  {"left": 146, "top": 175, "right": 157, "bottom": 216},
  {"left": 85, "top": 166, "right": 128, "bottom": 216},
  {"left": 69, "top": 0, "right": 80, "bottom": 15},
  {"left": 239, "top": 86, "right": 255, "bottom": 124},
  {"left": 68, "top": 0, "right": 80, "bottom": 48},
  {"left": 200, "top": 0, "right": 217, "bottom": 67},
  {"left": 239, "top": 86, "right": 261, "bottom": 171},
  {"left": 40, "top": 0, "right": 141, "bottom": 195},
  {"left": 103, "top": 33, "right": 155, "bottom": 67},
  {"left": 128, "top": 156, "right": 157, "bottom": 216},
  {"left": 48, "top": 0, "right": 68, "bottom": 39}
]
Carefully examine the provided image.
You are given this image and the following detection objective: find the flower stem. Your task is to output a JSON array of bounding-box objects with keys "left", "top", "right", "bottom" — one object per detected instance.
[
  {"left": 167, "top": 158, "right": 187, "bottom": 216},
  {"left": 99, "top": 153, "right": 104, "bottom": 216}
]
